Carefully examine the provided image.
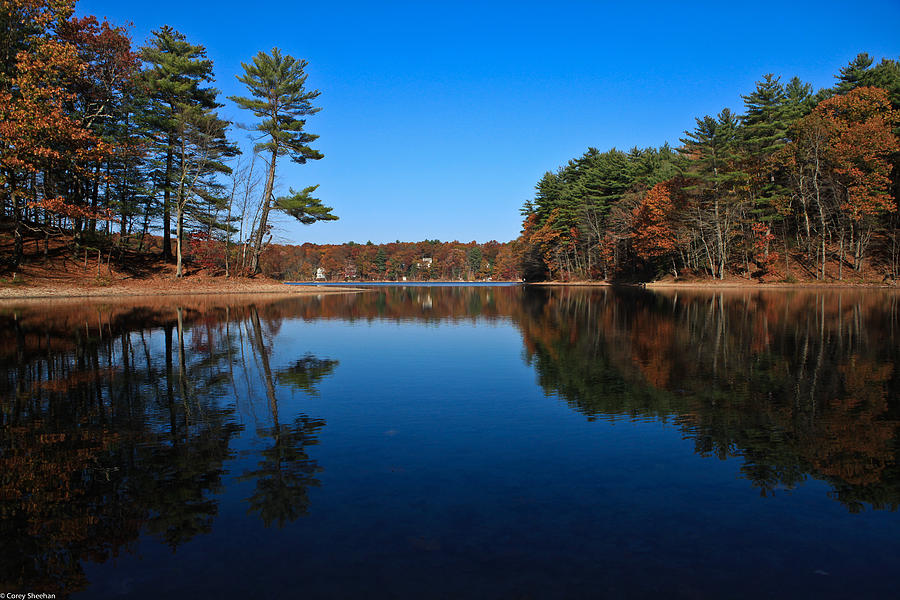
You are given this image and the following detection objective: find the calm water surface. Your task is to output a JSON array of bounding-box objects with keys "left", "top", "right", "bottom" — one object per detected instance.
[{"left": 1, "top": 286, "right": 899, "bottom": 599}]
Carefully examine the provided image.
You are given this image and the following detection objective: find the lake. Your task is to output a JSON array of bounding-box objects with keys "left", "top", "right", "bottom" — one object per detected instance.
[{"left": 1, "top": 286, "right": 899, "bottom": 599}]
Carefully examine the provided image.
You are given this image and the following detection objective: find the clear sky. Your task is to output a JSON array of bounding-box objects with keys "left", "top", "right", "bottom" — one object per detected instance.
[{"left": 78, "top": 0, "right": 900, "bottom": 245}]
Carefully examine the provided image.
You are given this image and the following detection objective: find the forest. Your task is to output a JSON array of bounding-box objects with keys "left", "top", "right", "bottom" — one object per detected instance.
[
  {"left": 0, "top": 0, "right": 340, "bottom": 279},
  {"left": 518, "top": 55, "right": 900, "bottom": 282}
]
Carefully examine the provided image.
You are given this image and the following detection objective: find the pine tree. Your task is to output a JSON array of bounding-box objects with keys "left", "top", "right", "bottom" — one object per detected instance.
[
  {"left": 835, "top": 53, "right": 874, "bottom": 94},
  {"left": 741, "top": 75, "right": 788, "bottom": 159},
  {"left": 375, "top": 246, "right": 387, "bottom": 275},
  {"left": 680, "top": 109, "right": 744, "bottom": 278},
  {"left": 575, "top": 148, "right": 631, "bottom": 223},
  {"left": 141, "top": 26, "right": 220, "bottom": 261},
  {"left": 782, "top": 76, "right": 814, "bottom": 123},
  {"left": 171, "top": 101, "right": 237, "bottom": 277},
  {"left": 229, "top": 48, "right": 331, "bottom": 274},
  {"left": 740, "top": 74, "right": 791, "bottom": 262}
]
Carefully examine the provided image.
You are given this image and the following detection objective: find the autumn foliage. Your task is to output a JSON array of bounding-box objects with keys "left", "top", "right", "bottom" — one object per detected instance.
[
  {"left": 256, "top": 239, "right": 521, "bottom": 281},
  {"left": 630, "top": 180, "right": 684, "bottom": 262},
  {"left": 519, "top": 57, "right": 900, "bottom": 282},
  {"left": 815, "top": 87, "right": 899, "bottom": 221}
]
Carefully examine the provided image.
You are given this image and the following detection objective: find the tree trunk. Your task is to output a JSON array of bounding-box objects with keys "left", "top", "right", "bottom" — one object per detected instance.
[
  {"left": 11, "top": 171, "right": 23, "bottom": 267},
  {"left": 88, "top": 162, "right": 101, "bottom": 232},
  {"left": 162, "top": 133, "right": 174, "bottom": 261},
  {"left": 250, "top": 148, "right": 278, "bottom": 274},
  {"left": 783, "top": 227, "right": 789, "bottom": 278},
  {"left": 838, "top": 231, "right": 844, "bottom": 281},
  {"left": 812, "top": 145, "right": 827, "bottom": 280},
  {"left": 175, "top": 147, "right": 187, "bottom": 278},
  {"left": 175, "top": 206, "right": 184, "bottom": 278}
]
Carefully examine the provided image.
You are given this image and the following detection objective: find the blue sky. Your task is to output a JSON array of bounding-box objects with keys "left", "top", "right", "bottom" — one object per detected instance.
[{"left": 78, "top": 0, "right": 900, "bottom": 245}]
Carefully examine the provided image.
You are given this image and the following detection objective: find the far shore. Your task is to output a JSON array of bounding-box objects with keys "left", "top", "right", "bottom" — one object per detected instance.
[{"left": 283, "top": 279, "right": 522, "bottom": 285}]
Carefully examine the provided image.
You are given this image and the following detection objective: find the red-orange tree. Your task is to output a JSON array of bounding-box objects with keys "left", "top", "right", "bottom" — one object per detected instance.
[
  {"left": 817, "top": 87, "right": 899, "bottom": 219},
  {"left": 816, "top": 86, "right": 899, "bottom": 270},
  {"left": 0, "top": 0, "right": 111, "bottom": 263},
  {"left": 630, "top": 180, "right": 686, "bottom": 277}
]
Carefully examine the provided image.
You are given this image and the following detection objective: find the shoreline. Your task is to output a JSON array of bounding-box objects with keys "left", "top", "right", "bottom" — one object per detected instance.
[{"left": 3, "top": 277, "right": 896, "bottom": 300}]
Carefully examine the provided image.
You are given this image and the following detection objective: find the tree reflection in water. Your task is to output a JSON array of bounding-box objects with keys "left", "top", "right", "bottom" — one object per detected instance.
[
  {"left": 515, "top": 287, "right": 900, "bottom": 511},
  {"left": 239, "top": 415, "right": 326, "bottom": 528},
  {"left": 0, "top": 298, "right": 335, "bottom": 594},
  {"left": 240, "top": 305, "right": 334, "bottom": 528}
]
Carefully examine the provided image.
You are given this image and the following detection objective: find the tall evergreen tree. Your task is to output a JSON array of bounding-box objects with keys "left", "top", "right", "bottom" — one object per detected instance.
[
  {"left": 680, "top": 109, "right": 744, "bottom": 278},
  {"left": 740, "top": 75, "right": 791, "bottom": 229},
  {"left": 374, "top": 246, "right": 387, "bottom": 275},
  {"left": 229, "top": 48, "right": 333, "bottom": 274},
  {"left": 741, "top": 75, "right": 788, "bottom": 158},
  {"left": 171, "top": 101, "right": 237, "bottom": 277},
  {"left": 141, "top": 26, "right": 220, "bottom": 261}
]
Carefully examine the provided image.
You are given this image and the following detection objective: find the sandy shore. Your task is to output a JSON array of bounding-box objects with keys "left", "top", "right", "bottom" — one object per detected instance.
[{"left": 0, "top": 278, "right": 364, "bottom": 300}]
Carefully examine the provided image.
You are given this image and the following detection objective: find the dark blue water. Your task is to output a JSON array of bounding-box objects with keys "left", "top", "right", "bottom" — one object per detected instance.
[{"left": 1, "top": 286, "right": 898, "bottom": 598}]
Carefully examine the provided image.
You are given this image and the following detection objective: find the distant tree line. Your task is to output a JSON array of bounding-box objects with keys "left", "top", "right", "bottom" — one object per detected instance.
[
  {"left": 256, "top": 239, "right": 521, "bottom": 281},
  {"left": 519, "top": 54, "right": 900, "bottom": 282},
  {"left": 0, "top": 0, "right": 336, "bottom": 277}
]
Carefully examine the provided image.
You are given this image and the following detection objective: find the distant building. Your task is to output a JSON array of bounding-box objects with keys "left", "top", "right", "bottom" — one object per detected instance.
[{"left": 315, "top": 267, "right": 326, "bottom": 280}]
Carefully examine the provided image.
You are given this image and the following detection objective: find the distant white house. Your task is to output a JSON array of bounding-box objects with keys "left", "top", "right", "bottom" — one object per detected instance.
[
  {"left": 413, "top": 257, "right": 434, "bottom": 273},
  {"left": 315, "top": 267, "right": 326, "bottom": 280}
]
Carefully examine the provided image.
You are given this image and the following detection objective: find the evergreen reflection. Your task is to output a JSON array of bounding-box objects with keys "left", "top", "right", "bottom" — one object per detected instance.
[
  {"left": 240, "top": 306, "right": 330, "bottom": 528},
  {"left": 240, "top": 415, "right": 326, "bottom": 528},
  {"left": 277, "top": 355, "right": 340, "bottom": 395}
]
